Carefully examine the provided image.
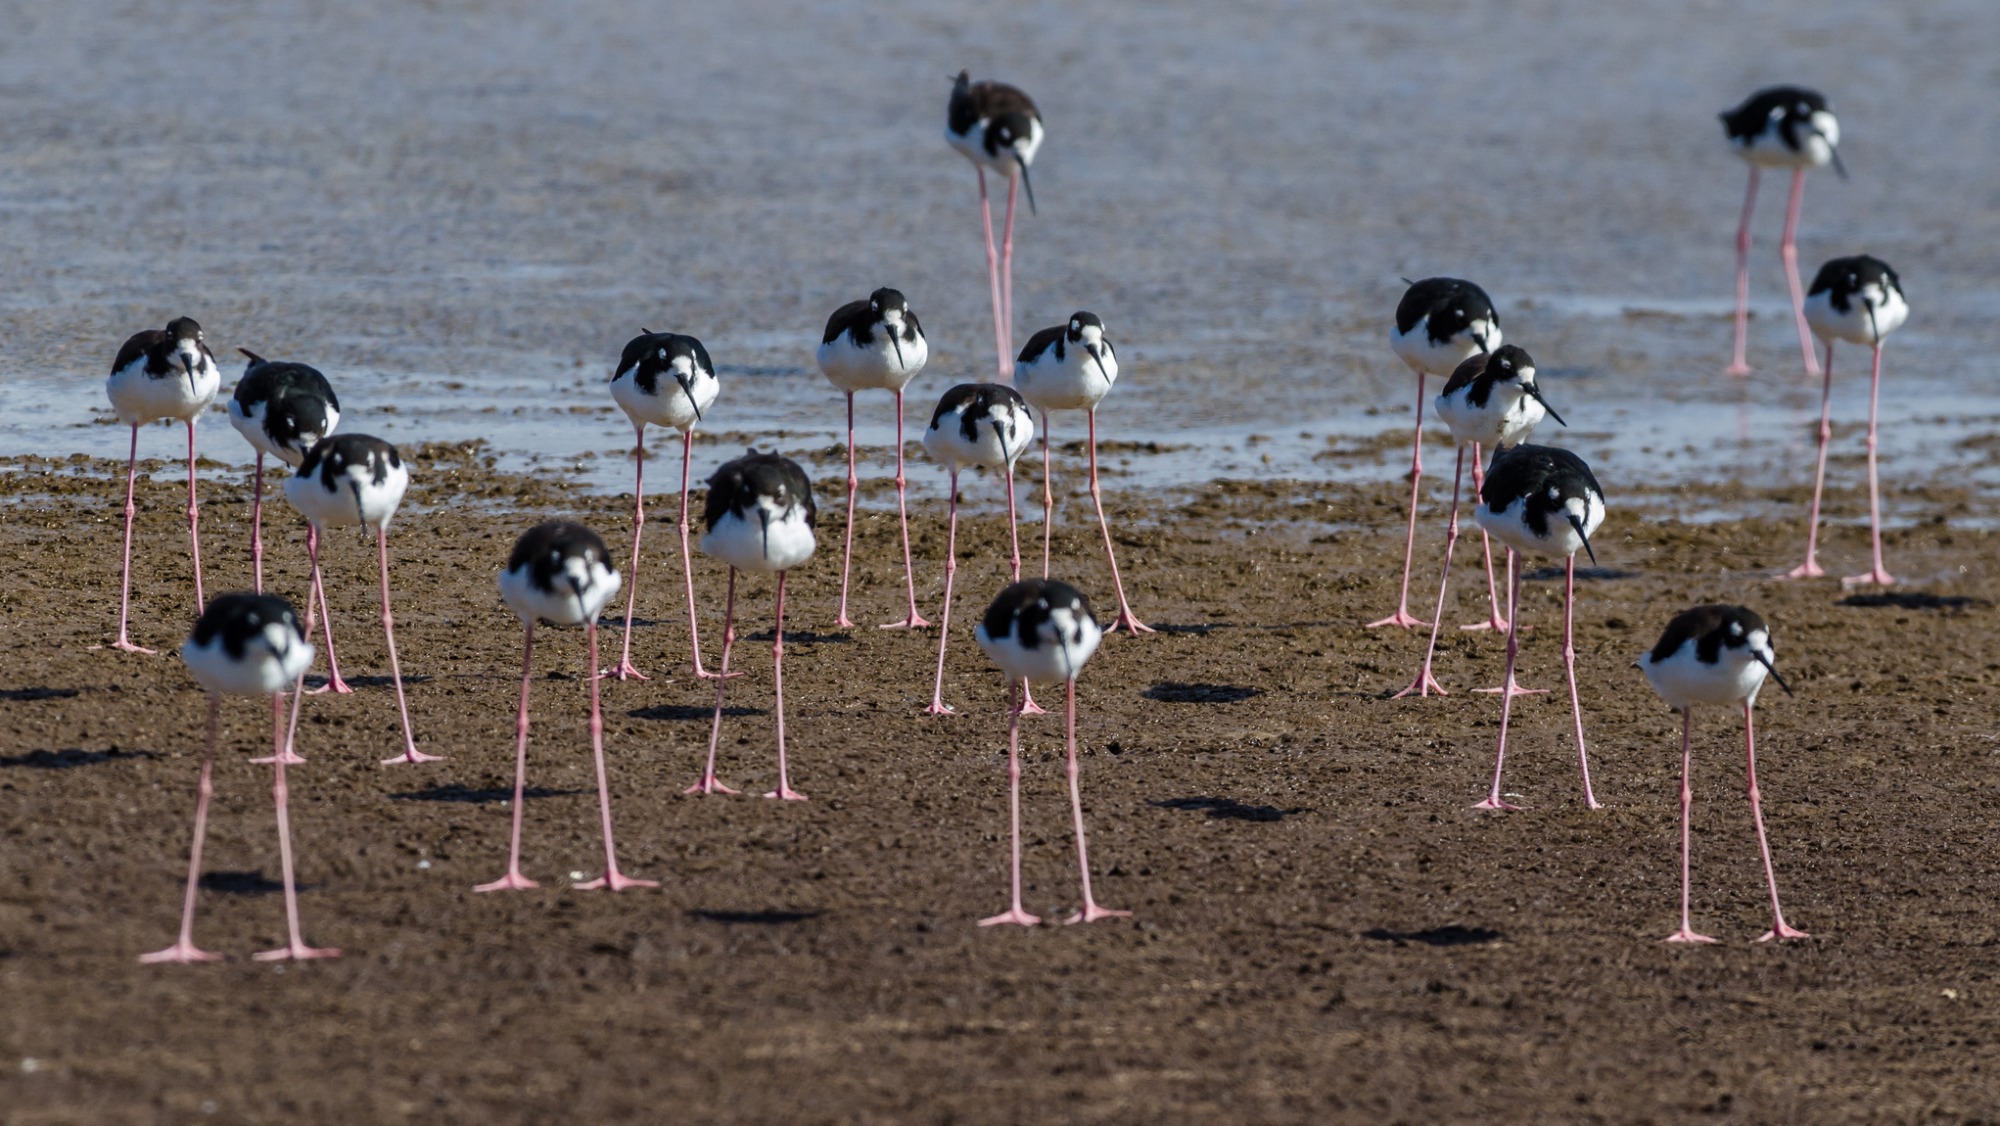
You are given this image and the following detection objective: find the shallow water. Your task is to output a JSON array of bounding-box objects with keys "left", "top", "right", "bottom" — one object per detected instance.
[{"left": 2, "top": 0, "right": 1996, "bottom": 515}]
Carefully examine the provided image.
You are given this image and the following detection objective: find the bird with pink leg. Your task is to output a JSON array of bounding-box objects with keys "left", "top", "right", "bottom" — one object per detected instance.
[
  {"left": 1719, "top": 85, "right": 1845, "bottom": 379},
  {"left": 102, "top": 316, "right": 221, "bottom": 653},
  {"left": 686, "top": 450, "right": 816, "bottom": 801},
  {"left": 280, "top": 434, "right": 434, "bottom": 765},
  {"left": 1469, "top": 444, "right": 1605, "bottom": 811},
  {"left": 817, "top": 288, "right": 930, "bottom": 630},
  {"left": 921, "top": 382, "right": 1040, "bottom": 716},
  {"left": 1016, "top": 312, "right": 1152, "bottom": 635},
  {"left": 1638, "top": 605, "right": 1807, "bottom": 944},
  {"left": 1788, "top": 255, "right": 1908, "bottom": 586},
  {"left": 606, "top": 330, "right": 722, "bottom": 680},
  {"left": 478, "top": 520, "right": 657, "bottom": 893},
  {"left": 143, "top": 592, "right": 337, "bottom": 964},
  {"left": 974, "top": 578, "right": 1129, "bottom": 927},
  {"left": 946, "top": 70, "right": 1042, "bottom": 380}
]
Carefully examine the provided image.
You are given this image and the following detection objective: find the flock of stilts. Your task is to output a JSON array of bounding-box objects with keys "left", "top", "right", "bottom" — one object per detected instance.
[{"left": 94, "top": 76, "right": 1905, "bottom": 964}]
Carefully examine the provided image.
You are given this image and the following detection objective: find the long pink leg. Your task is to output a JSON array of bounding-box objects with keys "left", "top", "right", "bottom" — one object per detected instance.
[
  {"left": 271, "top": 570, "right": 323, "bottom": 765},
  {"left": 1843, "top": 342, "right": 1896, "bottom": 587},
  {"left": 140, "top": 694, "right": 223, "bottom": 963},
  {"left": 925, "top": 471, "right": 962, "bottom": 715},
  {"left": 1087, "top": 409, "right": 1153, "bottom": 634},
  {"left": 687, "top": 568, "right": 742, "bottom": 794},
  {"left": 376, "top": 528, "right": 436, "bottom": 765},
  {"left": 678, "top": 430, "right": 721, "bottom": 678},
  {"left": 1665, "top": 707, "right": 1718, "bottom": 943},
  {"left": 109, "top": 425, "right": 156, "bottom": 653},
  {"left": 607, "top": 424, "right": 651, "bottom": 680},
  {"left": 979, "top": 679, "right": 1040, "bottom": 927},
  {"left": 1474, "top": 552, "right": 1525, "bottom": 810},
  {"left": 1461, "top": 443, "right": 1508, "bottom": 631},
  {"left": 1039, "top": 412, "right": 1054, "bottom": 579},
  {"left": 835, "top": 393, "right": 859, "bottom": 629},
  {"left": 1787, "top": 341, "right": 1836, "bottom": 579},
  {"left": 1063, "top": 679, "right": 1130, "bottom": 924},
  {"left": 253, "top": 730, "right": 341, "bottom": 961},
  {"left": 576, "top": 621, "right": 659, "bottom": 890},
  {"left": 1748, "top": 702, "right": 1809, "bottom": 941},
  {"left": 304, "top": 525, "right": 352, "bottom": 694},
  {"left": 250, "top": 451, "right": 265, "bottom": 593},
  {"left": 1779, "top": 168, "right": 1822, "bottom": 378},
  {"left": 1395, "top": 447, "right": 1464, "bottom": 698},
  {"left": 1474, "top": 556, "right": 1546, "bottom": 698},
  {"left": 1562, "top": 555, "right": 1601, "bottom": 809},
  {"left": 1000, "top": 171, "right": 1018, "bottom": 362},
  {"left": 1727, "top": 167, "right": 1759, "bottom": 377},
  {"left": 184, "top": 419, "right": 205, "bottom": 609},
  {"left": 978, "top": 167, "right": 1008, "bottom": 379},
  {"left": 476, "top": 625, "right": 540, "bottom": 892},
  {"left": 1368, "top": 372, "right": 1430, "bottom": 629},
  {"left": 1010, "top": 467, "right": 1045, "bottom": 715},
  {"left": 880, "top": 391, "right": 931, "bottom": 629},
  {"left": 766, "top": 572, "right": 807, "bottom": 800}
]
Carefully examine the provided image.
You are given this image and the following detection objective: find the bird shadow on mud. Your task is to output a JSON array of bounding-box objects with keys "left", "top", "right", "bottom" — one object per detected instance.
[
  {"left": 198, "top": 870, "right": 307, "bottom": 895},
  {"left": 0, "top": 747, "right": 156, "bottom": 769},
  {"left": 1362, "top": 925, "right": 1503, "bottom": 947},
  {"left": 1838, "top": 591, "right": 1987, "bottom": 613},
  {"left": 1152, "top": 796, "right": 1310, "bottom": 822},
  {"left": 688, "top": 908, "right": 824, "bottom": 925},
  {"left": 629, "top": 704, "right": 763, "bottom": 721},
  {"left": 388, "top": 784, "right": 586, "bottom": 804},
  {"left": 1522, "top": 566, "right": 1640, "bottom": 582},
  {"left": 1143, "top": 682, "right": 1260, "bottom": 704},
  {"left": 0, "top": 687, "right": 80, "bottom": 702}
]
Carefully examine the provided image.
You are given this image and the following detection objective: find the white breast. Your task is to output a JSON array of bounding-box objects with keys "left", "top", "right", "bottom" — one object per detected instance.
[
  {"left": 1805, "top": 283, "right": 1908, "bottom": 346},
  {"left": 1435, "top": 383, "right": 1544, "bottom": 449},
  {"left": 816, "top": 323, "right": 928, "bottom": 393},
  {"left": 106, "top": 354, "right": 222, "bottom": 426},
  {"left": 284, "top": 459, "right": 411, "bottom": 532},
  {"left": 1642, "top": 643, "right": 1770, "bottom": 709},
  {"left": 182, "top": 626, "right": 314, "bottom": 697},
  {"left": 610, "top": 364, "right": 718, "bottom": 432},
  {"left": 1390, "top": 318, "right": 1498, "bottom": 379},
  {"left": 702, "top": 504, "right": 817, "bottom": 574},
  {"left": 1016, "top": 344, "right": 1116, "bottom": 413},
  {"left": 498, "top": 557, "right": 621, "bottom": 627},
  {"left": 924, "top": 402, "right": 1035, "bottom": 472},
  {"left": 976, "top": 608, "right": 1102, "bottom": 684},
  {"left": 1475, "top": 492, "right": 1603, "bottom": 560}
]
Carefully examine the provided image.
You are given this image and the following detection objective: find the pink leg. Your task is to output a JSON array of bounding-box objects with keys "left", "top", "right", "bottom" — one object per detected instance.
[
  {"left": 1039, "top": 413, "right": 1054, "bottom": 579},
  {"left": 1747, "top": 702, "right": 1809, "bottom": 941},
  {"left": 109, "top": 425, "right": 156, "bottom": 654},
  {"left": 271, "top": 569, "right": 322, "bottom": 764},
  {"left": 925, "top": 472, "right": 962, "bottom": 715},
  {"left": 1367, "top": 372, "right": 1430, "bottom": 629},
  {"left": 1779, "top": 168, "right": 1822, "bottom": 378},
  {"left": 1787, "top": 341, "right": 1836, "bottom": 579},
  {"left": 1473, "top": 558, "right": 1546, "bottom": 698},
  {"left": 576, "top": 622, "right": 659, "bottom": 890},
  {"left": 1461, "top": 443, "right": 1509, "bottom": 632},
  {"left": 1395, "top": 447, "right": 1464, "bottom": 698},
  {"left": 1007, "top": 464, "right": 1045, "bottom": 715},
  {"left": 766, "top": 572, "right": 806, "bottom": 801},
  {"left": 607, "top": 424, "right": 651, "bottom": 680},
  {"left": 140, "top": 694, "right": 223, "bottom": 963},
  {"left": 253, "top": 731, "right": 341, "bottom": 961},
  {"left": 678, "top": 430, "right": 722, "bottom": 678},
  {"left": 980, "top": 679, "right": 1040, "bottom": 927},
  {"left": 1087, "top": 409, "right": 1153, "bottom": 634},
  {"left": 303, "top": 525, "right": 352, "bottom": 694},
  {"left": 185, "top": 419, "right": 205, "bottom": 610},
  {"left": 250, "top": 451, "right": 265, "bottom": 593},
  {"left": 835, "top": 393, "right": 859, "bottom": 629},
  {"left": 880, "top": 391, "right": 931, "bottom": 629},
  {"left": 1727, "top": 168, "right": 1759, "bottom": 377},
  {"left": 1562, "top": 555, "right": 1602, "bottom": 809},
  {"left": 978, "top": 167, "right": 1008, "bottom": 380},
  {"left": 1063, "top": 680, "right": 1130, "bottom": 924},
  {"left": 476, "top": 625, "right": 540, "bottom": 892},
  {"left": 1474, "top": 552, "right": 1526, "bottom": 810},
  {"left": 1843, "top": 342, "right": 1896, "bottom": 588},
  {"left": 1000, "top": 171, "right": 1018, "bottom": 361},
  {"left": 1665, "top": 707, "right": 1719, "bottom": 943},
  {"left": 687, "top": 568, "right": 742, "bottom": 795},
  {"left": 376, "top": 528, "right": 436, "bottom": 765}
]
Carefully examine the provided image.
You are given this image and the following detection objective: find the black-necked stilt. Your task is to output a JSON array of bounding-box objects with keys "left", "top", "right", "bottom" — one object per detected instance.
[
  {"left": 817, "top": 288, "right": 931, "bottom": 630},
  {"left": 947, "top": 70, "right": 1043, "bottom": 379},
  {"left": 228, "top": 350, "right": 340, "bottom": 593},
  {"left": 479, "top": 520, "right": 657, "bottom": 893},
  {"left": 1638, "top": 604, "right": 1806, "bottom": 943},
  {"left": 142, "top": 592, "right": 336, "bottom": 964},
  {"left": 1396, "top": 346, "right": 1565, "bottom": 698},
  {"left": 1791, "top": 255, "right": 1909, "bottom": 587},
  {"left": 921, "top": 382, "right": 1037, "bottom": 715},
  {"left": 1375, "top": 278, "right": 1503, "bottom": 630},
  {"left": 1720, "top": 85, "right": 1845, "bottom": 379},
  {"left": 1470, "top": 443, "right": 1604, "bottom": 811},
  {"left": 973, "top": 579, "right": 1128, "bottom": 927},
  {"left": 280, "top": 434, "right": 433, "bottom": 765},
  {"left": 606, "top": 330, "right": 722, "bottom": 680},
  {"left": 1016, "top": 312, "right": 1152, "bottom": 634},
  {"left": 103, "top": 317, "right": 222, "bottom": 653},
  {"left": 687, "top": 451, "right": 817, "bottom": 800}
]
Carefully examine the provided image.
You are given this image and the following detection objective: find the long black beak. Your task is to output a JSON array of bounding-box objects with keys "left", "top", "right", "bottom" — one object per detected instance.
[
  {"left": 1864, "top": 299, "right": 1879, "bottom": 344},
  {"left": 1754, "top": 651, "right": 1794, "bottom": 696},
  {"left": 1472, "top": 332, "right": 1491, "bottom": 353},
  {"left": 758, "top": 507, "right": 770, "bottom": 561},
  {"left": 179, "top": 352, "right": 196, "bottom": 395},
  {"left": 889, "top": 324, "right": 906, "bottom": 370},
  {"left": 1565, "top": 512, "right": 1597, "bottom": 565},
  {"left": 348, "top": 479, "right": 368, "bottom": 541},
  {"left": 566, "top": 573, "right": 586, "bottom": 619},
  {"left": 1086, "top": 343, "right": 1111, "bottom": 383},
  {"left": 1810, "top": 125, "right": 1848, "bottom": 180},
  {"left": 1526, "top": 383, "right": 1567, "bottom": 427},
  {"left": 677, "top": 369, "right": 703, "bottom": 423},
  {"left": 1019, "top": 166, "right": 1037, "bottom": 216}
]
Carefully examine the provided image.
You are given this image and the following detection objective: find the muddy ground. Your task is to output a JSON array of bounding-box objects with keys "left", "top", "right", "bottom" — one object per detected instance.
[{"left": 4, "top": 448, "right": 2000, "bottom": 1124}]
